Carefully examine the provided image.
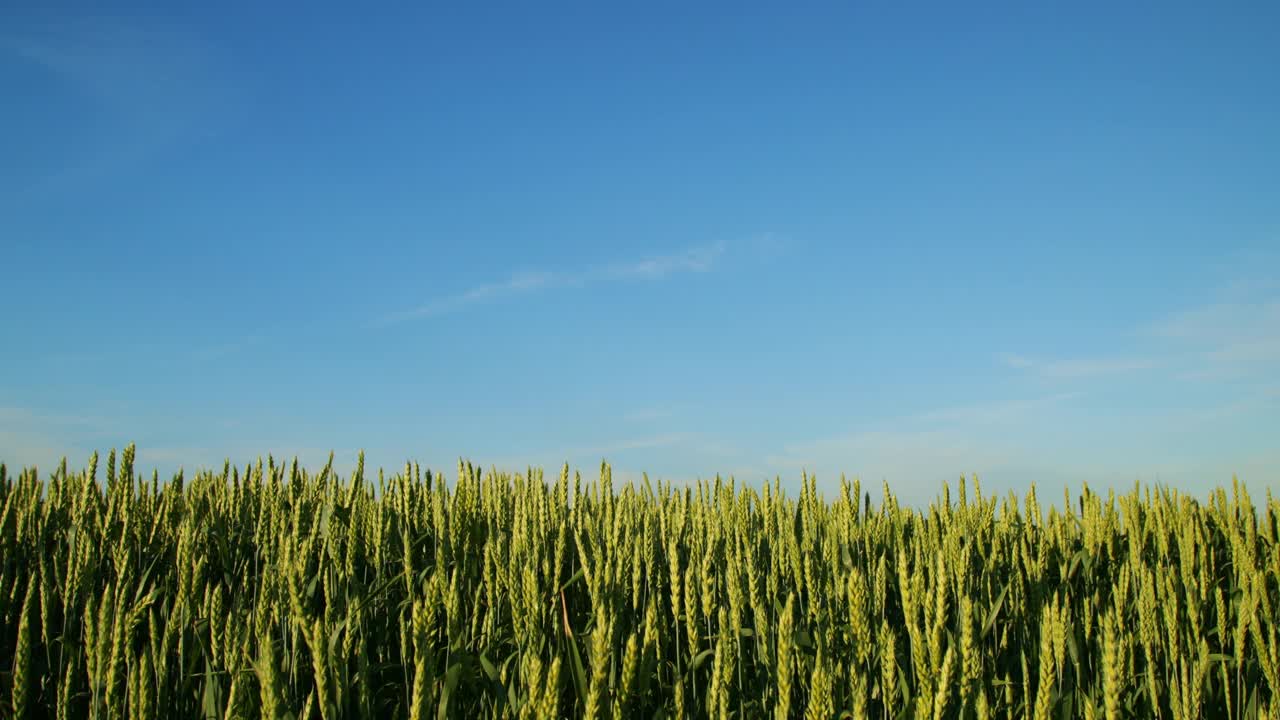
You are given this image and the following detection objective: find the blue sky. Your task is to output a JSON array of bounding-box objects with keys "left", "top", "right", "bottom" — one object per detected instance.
[{"left": 2, "top": 3, "right": 1278, "bottom": 505}]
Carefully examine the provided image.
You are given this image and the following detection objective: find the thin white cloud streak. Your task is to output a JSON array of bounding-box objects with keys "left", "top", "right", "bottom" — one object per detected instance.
[
  {"left": 999, "top": 283, "right": 1280, "bottom": 385},
  {"left": 997, "top": 353, "right": 1155, "bottom": 378},
  {"left": 467, "top": 393, "right": 1085, "bottom": 500},
  {"left": 1, "top": 20, "right": 232, "bottom": 200},
  {"left": 380, "top": 241, "right": 728, "bottom": 325},
  {"left": 1152, "top": 300, "right": 1280, "bottom": 342},
  {"left": 914, "top": 393, "right": 1081, "bottom": 425},
  {"left": 135, "top": 446, "right": 365, "bottom": 475},
  {"left": 42, "top": 336, "right": 259, "bottom": 367},
  {"left": 758, "top": 428, "right": 1021, "bottom": 506},
  {"left": 604, "top": 242, "right": 725, "bottom": 279},
  {"left": 0, "top": 406, "right": 118, "bottom": 433},
  {"left": 0, "top": 407, "right": 121, "bottom": 475},
  {"left": 383, "top": 271, "right": 557, "bottom": 322},
  {"left": 0, "top": 406, "right": 370, "bottom": 480},
  {"left": 578, "top": 434, "right": 691, "bottom": 455},
  {"left": 481, "top": 433, "right": 691, "bottom": 473},
  {"left": 1149, "top": 297, "right": 1280, "bottom": 381},
  {"left": 764, "top": 429, "right": 1012, "bottom": 479},
  {"left": 1, "top": 439, "right": 367, "bottom": 479},
  {"left": 621, "top": 406, "right": 683, "bottom": 423},
  {"left": 741, "top": 392, "right": 1084, "bottom": 503}
]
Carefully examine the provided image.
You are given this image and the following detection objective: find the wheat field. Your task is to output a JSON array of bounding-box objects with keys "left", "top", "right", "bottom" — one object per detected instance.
[{"left": 1, "top": 445, "right": 1277, "bottom": 718}]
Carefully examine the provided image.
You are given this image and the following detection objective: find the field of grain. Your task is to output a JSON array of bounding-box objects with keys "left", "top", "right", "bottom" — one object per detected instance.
[{"left": 1, "top": 445, "right": 1277, "bottom": 718}]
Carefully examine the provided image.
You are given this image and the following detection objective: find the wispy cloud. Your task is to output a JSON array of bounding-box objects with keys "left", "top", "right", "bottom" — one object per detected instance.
[
  {"left": 997, "top": 353, "right": 1155, "bottom": 378},
  {"left": 468, "top": 393, "right": 1084, "bottom": 496},
  {"left": 622, "top": 405, "right": 685, "bottom": 423},
  {"left": 999, "top": 272, "right": 1279, "bottom": 387},
  {"left": 605, "top": 242, "right": 725, "bottom": 279},
  {"left": 379, "top": 241, "right": 728, "bottom": 325},
  {"left": 914, "top": 392, "right": 1081, "bottom": 425},
  {"left": 1150, "top": 296, "right": 1280, "bottom": 381},
  {"left": 479, "top": 433, "right": 691, "bottom": 475},
  {"left": 0, "top": 406, "right": 117, "bottom": 433},
  {"left": 134, "top": 445, "right": 364, "bottom": 475},
  {"left": 745, "top": 391, "right": 1084, "bottom": 502},
  {"left": 383, "top": 271, "right": 557, "bottom": 322},
  {"left": 0, "top": 406, "right": 123, "bottom": 473},
  {"left": 1152, "top": 299, "right": 1280, "bottom": 341},
  {"left": 1, "top": 19, "right": 232, "bottom": 200},
  {"left": 578, "top": 434, "right": 691, "bottom": 456},
  {"left": 186, "top": 336, "right": 262, "bottom": 363},
  {"left": 0, "top": 429, "right": 71, "bottom": 474},
  {"left": 761, "top": 428, "right": 1018, "bottom": 504}
]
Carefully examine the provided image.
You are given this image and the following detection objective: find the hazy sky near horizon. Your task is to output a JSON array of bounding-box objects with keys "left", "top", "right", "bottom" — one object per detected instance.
[{"left": 2, "top": 3, "right": 1278, "bottom": 505}]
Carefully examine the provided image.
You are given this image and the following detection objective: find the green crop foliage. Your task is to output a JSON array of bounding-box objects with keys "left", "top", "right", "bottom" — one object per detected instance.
[{"left": 1, "top": 445, "right": 1277, "bottom": 718}]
